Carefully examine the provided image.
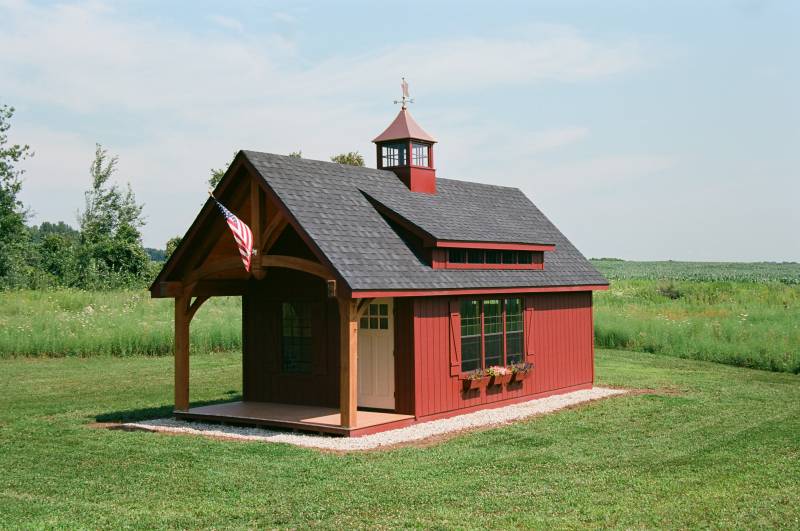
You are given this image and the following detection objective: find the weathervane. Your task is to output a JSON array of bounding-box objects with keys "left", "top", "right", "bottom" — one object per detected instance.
[{"left": 393, "top": 77, "right": 413, "bottom": 109}]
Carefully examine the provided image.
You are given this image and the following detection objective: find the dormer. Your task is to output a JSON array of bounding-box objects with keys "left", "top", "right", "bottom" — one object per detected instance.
[{"left": 373, "top": 80, "right": 437, "bottom": 194}]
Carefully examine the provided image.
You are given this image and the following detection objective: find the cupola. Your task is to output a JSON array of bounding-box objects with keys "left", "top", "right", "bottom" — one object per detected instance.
[{"left": 373, "top": 79, "right": 437, "bottom": 194}]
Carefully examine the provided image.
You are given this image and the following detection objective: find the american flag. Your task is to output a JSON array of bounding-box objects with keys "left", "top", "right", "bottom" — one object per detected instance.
[{"left": 211, "top": 196, "right": 254, "bottom": 272}]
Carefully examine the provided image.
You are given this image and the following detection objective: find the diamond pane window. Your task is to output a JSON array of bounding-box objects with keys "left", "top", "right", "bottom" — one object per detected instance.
[{"left": 281, "top": 302, "right": 312, "bottom": 374}]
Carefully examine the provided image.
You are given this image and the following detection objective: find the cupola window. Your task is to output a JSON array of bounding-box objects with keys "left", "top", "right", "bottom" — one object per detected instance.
[
  {"left": 372, "top": 79, "right": 438, "bottom": 193},
  {"left": 381, "top": 143, "right": 407, "bottom": 167},
  {"left": 411, "top": 142, "right": 430, "bottom": 167}
]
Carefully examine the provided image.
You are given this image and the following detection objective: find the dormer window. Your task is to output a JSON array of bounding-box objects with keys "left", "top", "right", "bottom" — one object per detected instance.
[
  {"left": 429, "top": 244, "right": 554, "bottom": 270},
  {"left": 446, "top": 249, "right": 542, "bottom": 269},
  {"left": 381, "top": 143, "right": 407, "bottom": 167}
]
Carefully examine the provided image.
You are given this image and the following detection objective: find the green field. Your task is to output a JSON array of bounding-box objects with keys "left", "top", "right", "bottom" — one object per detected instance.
[
  {"left": 591, "top": 259, "right": 800, "bottom": 284},
  {"left": 589, "top": 260, "right": 800, "bottom": 374},
  {"left": 0, "top": 349, "right": 797, "bottom": 528},
  {"left": 1, "top": 261, "right": 798, "bottom": 374},
  {"left": 593, "top": 279, "right": 800, "bottom": 373},
  {"left": 0, "top": 290, "right": 241, "bottom": 357}
]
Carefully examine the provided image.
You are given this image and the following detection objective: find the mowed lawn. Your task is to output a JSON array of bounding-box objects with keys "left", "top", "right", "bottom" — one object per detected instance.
[{"left": 1, "top": 350, "right": 798, "bottom": 528}]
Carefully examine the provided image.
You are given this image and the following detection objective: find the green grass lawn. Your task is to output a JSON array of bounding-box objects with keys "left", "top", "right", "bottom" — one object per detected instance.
[{"left": 1, "top": 350, "right": 798, "bottom": 528}]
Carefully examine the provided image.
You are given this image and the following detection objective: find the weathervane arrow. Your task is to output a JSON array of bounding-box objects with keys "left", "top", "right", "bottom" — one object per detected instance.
[{"left": 394, "top": 77, "right": 414, "bottom": 109}]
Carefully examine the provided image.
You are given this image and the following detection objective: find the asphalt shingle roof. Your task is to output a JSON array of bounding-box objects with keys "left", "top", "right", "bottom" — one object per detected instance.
[{"left": 244, "top": 151, "right": 607, "bottom": 292}]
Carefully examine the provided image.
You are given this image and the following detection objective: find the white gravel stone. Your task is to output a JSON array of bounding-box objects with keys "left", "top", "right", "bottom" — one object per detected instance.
[{"left": 123, "top": 387, "right": 625, "bottom": 452}]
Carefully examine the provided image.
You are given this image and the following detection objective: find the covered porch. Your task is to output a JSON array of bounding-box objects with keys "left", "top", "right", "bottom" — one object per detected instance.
[
  {"left": 175, "top": 401, "right": 414, "bottom": 437},
  {"left": 151, "top": 167, "right": 397, "bottom": 434}
]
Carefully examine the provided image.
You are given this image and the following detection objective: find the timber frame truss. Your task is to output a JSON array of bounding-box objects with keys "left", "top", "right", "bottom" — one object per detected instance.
[{"left": 151, "top": 153, "right": 363, "bottom": 428}]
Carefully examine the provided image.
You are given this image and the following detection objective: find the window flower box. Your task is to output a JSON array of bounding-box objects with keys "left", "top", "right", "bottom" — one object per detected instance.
[
  {"left": 461, "top": 370, "right": 489, "bottom": 391},
  {"left": 510, "top": 362, "right": 533, "bottom": 382},
  {"left": 486, "top": 366, "right": 511, "bottom": 386},
  {"left": 491, "top": 373, "right": 512, "bottom": 386}
]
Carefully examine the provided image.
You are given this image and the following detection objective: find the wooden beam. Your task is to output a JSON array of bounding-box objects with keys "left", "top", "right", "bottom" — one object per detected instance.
[
  {"left": 152, "top": 281, "right": 183, "bottom": 298},
  {"left": 259, "top": 255, "right": 333, "bottom": 280},
  {"left": 338, "top": 298, "right": 358, "bottom": 428},
  {"left": 260, "top": 211, "right": 288, "bottom": 254},
  {"left": 174, "top": 295, "right": 190, "bottom": 412},
  {"left": 356, "top": 298, "right": 374, "bottom": 318},
  {"left": 187, "top": 295, "right": 209, "bottom": 322},
  {"left": 189, "top": 280, "right": 249, "bottom": 297},
  {"left": 182, "top": 254, "right": 332, "bottom": 292},
  {"left": 250, "top": 179, "right": 267, "bottom": 280},
  {"left": 183, "top": 257, "right": 246, "bottom": 288},
  {"left": 250, "top": 178, "right": 262, "bottom": 252}
]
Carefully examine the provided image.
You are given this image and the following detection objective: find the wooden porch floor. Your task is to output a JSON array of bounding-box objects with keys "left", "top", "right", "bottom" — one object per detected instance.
[{"left": 174, "top": 401, "right": 415, "bottom": 437}]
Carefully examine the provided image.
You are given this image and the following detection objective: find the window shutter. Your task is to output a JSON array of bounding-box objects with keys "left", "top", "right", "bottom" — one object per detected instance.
[
  {"left": 524, "top": 296, "right": 535, "bottom": 362},
  {"left": 449, "top": 298, "right": 462, "bottom": 376}
]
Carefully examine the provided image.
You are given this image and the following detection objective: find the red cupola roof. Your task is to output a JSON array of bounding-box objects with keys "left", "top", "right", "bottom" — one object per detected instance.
[{"left": 372, "top": 108, "right": 437, "bottom": 143}]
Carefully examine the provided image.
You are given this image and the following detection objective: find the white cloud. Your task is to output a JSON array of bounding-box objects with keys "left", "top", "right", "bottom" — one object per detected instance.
[
  {"left": 532, "top": 154, "right": 675, "bottom": 194},
  {"left": 0, "top": 1, "right": 646, "bottom": 247},
  {"left": 208, "top": 14, "right": 244, "bottom": 33},
  {"left": 272, "top": 11, "right": 296, "bottom": 24}
]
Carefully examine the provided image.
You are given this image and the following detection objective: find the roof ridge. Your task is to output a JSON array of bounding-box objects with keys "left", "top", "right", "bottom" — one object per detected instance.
[{"left": 241, "top": 150, "right": 390, "bottom": 175}]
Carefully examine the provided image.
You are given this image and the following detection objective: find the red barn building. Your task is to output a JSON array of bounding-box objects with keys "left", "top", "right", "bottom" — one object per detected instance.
[{"left": 151, "top": 99, "right": 608, "bottom": 436}]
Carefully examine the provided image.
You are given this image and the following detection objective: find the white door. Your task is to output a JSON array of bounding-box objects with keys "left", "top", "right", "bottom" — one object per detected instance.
[{"left": 358, "top": 299, "right": 395, "bottom": 410}]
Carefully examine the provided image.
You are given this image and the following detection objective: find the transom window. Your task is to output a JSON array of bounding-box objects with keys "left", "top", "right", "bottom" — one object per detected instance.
[
  {"left": 381, "top": 143, "right": 407, "bottom": 167},
  {"left": 411, "top": 142, "right": 429, "bottom": 166},
  {"left": 281, "top": 302, "right": 312, "bottom": 374},
  {"left": 360, "top": 303, "right": 389, "bottom": 330},
  {"left": 460, "top": 298, "right": 524, "bottom": 372}
]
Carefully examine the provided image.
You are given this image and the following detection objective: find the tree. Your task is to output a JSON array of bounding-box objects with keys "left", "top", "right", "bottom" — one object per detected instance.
[
  {"left": 29, "top": 221, "right": 80, "bottom": 243},
  {"left": 28, "top": 221, "right": 80, "bottom": 285},
  {"left": 208, "top": 152, "right": 237, "bottom": 189},
  {"left": 330, "top": 151, "right": 364, "bottom": 167},
  {"left": 0, "top": 104, "right": 34, "bottom": 284},
  {"left": 165, "top": 236, "right": 182, "bottom": 259},
  {"left": 288, "top": 150, "right": 302, "bottom": 158},
  {"left": 77, "top": 144, "right": 149, "bottom": 287}
]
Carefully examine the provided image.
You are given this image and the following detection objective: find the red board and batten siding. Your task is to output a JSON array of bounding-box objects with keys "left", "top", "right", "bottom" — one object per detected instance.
[{"left": 412, "top": 291, "right": 594, "bottom": 420}]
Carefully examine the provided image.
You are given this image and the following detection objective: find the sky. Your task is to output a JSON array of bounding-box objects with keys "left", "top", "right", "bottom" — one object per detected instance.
[{"left": 1, "top": 0, "right": 798, "bottom": 261}]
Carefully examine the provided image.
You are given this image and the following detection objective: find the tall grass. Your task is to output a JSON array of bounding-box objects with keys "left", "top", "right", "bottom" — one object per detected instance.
[
  {"left": 0, "top": 290, "right": 241, "bottom": 357},
  {"left": 594, "top": 280, "right": 800, "bottom": 373},
  {"left": 2, "top": 265, "right": 799, "bottom": 374}
]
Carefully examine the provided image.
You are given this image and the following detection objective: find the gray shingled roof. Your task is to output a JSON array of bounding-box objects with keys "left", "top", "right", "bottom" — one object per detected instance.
[{"left": 244, "top": 151, "right": 607, "bottom": 291}]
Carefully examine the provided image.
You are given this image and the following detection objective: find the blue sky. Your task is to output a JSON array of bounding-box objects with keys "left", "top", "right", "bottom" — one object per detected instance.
[{"left": 1, "top": 0, "right": 798, "bottom": 260}]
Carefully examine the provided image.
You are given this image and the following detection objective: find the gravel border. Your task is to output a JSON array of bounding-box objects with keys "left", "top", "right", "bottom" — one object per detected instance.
[{"left": 123, "top": 387, "right": 625, "bottom": 452}]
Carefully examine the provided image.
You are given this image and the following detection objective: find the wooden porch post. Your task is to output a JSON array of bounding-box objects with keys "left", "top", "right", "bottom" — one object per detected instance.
[
  {"left": 338, "top": 298, "right": 358, "bottom": 428},
  {"left": 174, "top": 295, "right": 190, "bottom": 412}
]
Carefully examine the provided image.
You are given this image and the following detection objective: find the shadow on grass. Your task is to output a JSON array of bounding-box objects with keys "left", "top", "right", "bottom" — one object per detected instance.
[{"left": 95, "top": 390, "right": 241, "bottom": 422}]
